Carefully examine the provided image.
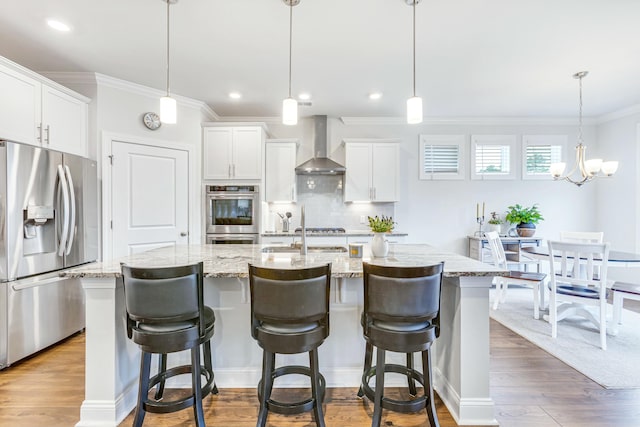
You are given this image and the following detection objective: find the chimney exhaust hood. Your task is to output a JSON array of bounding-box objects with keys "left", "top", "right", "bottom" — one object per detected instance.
[{"left": 295, "top": 115, "right": 346, "bottom": 175}]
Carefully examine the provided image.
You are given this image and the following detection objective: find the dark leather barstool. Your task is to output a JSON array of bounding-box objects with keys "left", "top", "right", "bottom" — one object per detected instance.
[
  {"left": 248, "top": 263, "right": 331, "bottom": 427},
  {"left": 121, "top": 261, "right": 218, "bottom": 427},
  {"left": 357, "top": 262, "right": 444, "bottom": 427}
]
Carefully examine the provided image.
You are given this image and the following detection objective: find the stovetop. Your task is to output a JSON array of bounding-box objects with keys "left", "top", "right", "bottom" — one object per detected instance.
[{"left": 294, "top": 227, "right": 346, "bottom": 234}]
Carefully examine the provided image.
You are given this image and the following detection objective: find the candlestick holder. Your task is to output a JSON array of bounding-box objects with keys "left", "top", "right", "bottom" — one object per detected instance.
[{"left": 474, "top": 216, "right": 485, "bottom": 237}]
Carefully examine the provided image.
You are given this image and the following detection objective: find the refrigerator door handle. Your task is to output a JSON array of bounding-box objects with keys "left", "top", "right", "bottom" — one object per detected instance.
[
  {"left": 56, "top": 165, "right": 70, "bottom": 257},
  {"left": 64, "top": 165, "right": 76, "bottom": 255}
]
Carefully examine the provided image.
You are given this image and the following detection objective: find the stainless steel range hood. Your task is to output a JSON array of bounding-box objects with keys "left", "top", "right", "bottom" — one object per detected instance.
[{"left": 295, "top": 115, "right": 345, "bottom": 175}]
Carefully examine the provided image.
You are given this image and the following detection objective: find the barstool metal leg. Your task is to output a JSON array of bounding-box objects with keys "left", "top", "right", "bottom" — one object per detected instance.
[
  {"left": 203, "top": 341, "right": 219, "bottom": 395},
  {"left": 309, "top": 348, "right": 326, "bottom": 427},
  {"left": 406, "top": 352, "right": 417, "bottom": 397},
  {"left": 134, "top": 351, "right": 152, "bottom": 427},
  {"left": 421, "top": 347, "right": 440, "bottom": 427},
  {"left": 371, "top": 347, "right": 386, "bottom": 427},
  {"left": 154, "top": 353, "right": 167, "bottom": 400},
  {"left": 257, "top": 351, "right": 275, "bottom": 427},
  {"left": 358, "top": 341, "right": 373, "bottom": 398},
  {"left": 191, "top": 346, "right": 205, "bottom": 427}
]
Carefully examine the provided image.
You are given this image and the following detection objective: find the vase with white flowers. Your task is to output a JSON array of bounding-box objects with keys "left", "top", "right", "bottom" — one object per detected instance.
[{"left": 368, "top": 215, "right": 395, "bottom": 257}]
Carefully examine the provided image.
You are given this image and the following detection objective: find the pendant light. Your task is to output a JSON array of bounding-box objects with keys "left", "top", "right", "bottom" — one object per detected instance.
[
  {"left": 160, "top": 0, "right": 177, "bottom": 124},
  {"left": 282, "top": 0, "right": 299, "bottom": 126},
  {"left": 550, "top": 71, "right": 619, "bottom": 186},
  {"left": 407, "top": 0, "right": 422, "bottom": 124}
]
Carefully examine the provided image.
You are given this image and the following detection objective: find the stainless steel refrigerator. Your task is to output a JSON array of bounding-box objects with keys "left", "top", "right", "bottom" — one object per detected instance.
[{"left": 0, "top": 140, "right": 97, "bottom": 369}]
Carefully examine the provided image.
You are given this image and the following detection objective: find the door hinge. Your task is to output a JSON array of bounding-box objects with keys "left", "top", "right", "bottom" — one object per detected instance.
[
  {"left": 110, "top": 220, "right": 113, "bottom": 229},
  {"left": 108, "top": 155, "right": 114, "bottom": 165}
]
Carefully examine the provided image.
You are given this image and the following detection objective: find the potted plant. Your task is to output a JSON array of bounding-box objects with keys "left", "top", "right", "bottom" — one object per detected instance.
[
  {"left": 367, "top": 215, "right": 395, "bottom": 257},
  {"left": 505, "top": 204, "right": 544, "bottom": 237},
  {"left": 367, "top": 215, "right": 395, "bottom": 233},
  {"left": 488, "top": 212, "right": 503, "bottom": 234}
]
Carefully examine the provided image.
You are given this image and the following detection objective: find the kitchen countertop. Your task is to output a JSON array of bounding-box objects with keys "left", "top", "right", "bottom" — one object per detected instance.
[
  {"left": 262, "top": 230, "right": 409, "bottom": 237},
  {"left": 63, "top": 243, "right": 505, "bottom": 279}
]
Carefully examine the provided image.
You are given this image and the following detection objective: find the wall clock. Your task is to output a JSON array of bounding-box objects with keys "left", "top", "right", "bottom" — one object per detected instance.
[{"left": 142, "top": 112, "right": 161, "bottom": 130}]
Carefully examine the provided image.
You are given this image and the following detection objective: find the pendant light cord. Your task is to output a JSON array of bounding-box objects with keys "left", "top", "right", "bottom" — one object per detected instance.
[
  {"left": 412, "top": 0, "right": 416, "bottom": 97},
  {"left": 288, "top": 1, "right": 293, "bottom": 98},
  {"left": 166, "top": 0, "right": 171, "bottom": 97}
]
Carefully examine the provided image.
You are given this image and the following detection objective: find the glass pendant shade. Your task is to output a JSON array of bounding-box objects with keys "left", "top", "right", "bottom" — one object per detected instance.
[
  {"left": 584, "top": 158, "right": 603, "bottom": 175},
  {"left": 601, "top": 161, "right": 619, "bottom": 176},
  {"left": 282, "top": 97, "right": 298, "bottom": 125},
  {"left": 549, "top": 162, "right": 566, "bottom": 178},
  {"left": 407, "top": 96, "right": 423, "bottom": 124},
  {"left": 160, "top": 96, "right": 177, "bottom": 124}
]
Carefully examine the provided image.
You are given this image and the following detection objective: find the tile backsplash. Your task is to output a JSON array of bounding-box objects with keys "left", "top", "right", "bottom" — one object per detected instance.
[{"left": 263, "top": 175, "right": 394, "bottom": 232}]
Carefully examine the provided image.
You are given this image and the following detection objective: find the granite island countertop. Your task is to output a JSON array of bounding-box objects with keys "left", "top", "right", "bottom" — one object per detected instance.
[
  {"left": 62, "top": 244, "right": 506, "bottom": 279},
  {"left": 261, "top": 230, "right": 408, "bottom": 237}
]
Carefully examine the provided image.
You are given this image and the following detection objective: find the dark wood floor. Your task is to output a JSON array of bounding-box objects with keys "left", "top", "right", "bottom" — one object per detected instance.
[{"left": 2, "top": 317, "right": 640, "bottom": 427}]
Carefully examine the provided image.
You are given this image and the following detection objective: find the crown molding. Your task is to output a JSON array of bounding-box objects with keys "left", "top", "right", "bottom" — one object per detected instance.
[
  {"left": 218, "top": 116, "right": 282, "bottom": 124},
  {"left": 339, "top": 116, "right": 600, "bottom": 126},
  {"left": 43, "top": 72, "right": 218, "bottom": 121},
  {"left": 596, "top": 103, "right": 640, "bottom": 124}
]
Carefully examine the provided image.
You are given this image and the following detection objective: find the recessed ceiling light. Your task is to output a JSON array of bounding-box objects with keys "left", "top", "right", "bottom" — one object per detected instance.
[
  {"left": 229, "top": 92, "right": 242, "bottom": 99},
  {"left": 298, "top": 93, "right": 311, "bottom": 100},
  {"left": 46, "top": 19, "right": 71, "bottom": 32},
  {"left": 369, "top": 92, "right": 382, "bottom": 100}
]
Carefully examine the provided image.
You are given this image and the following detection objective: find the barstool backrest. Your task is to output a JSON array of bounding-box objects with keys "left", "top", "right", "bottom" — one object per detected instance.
[
  {"left": 121, "top": 262, "right": 206, "bottom": 336},
  {"left": 363, "top": 262, "right": 444, "bottom": 336},
  {"left": 249, "top": 264, "right": 331, "bottom": 339}
]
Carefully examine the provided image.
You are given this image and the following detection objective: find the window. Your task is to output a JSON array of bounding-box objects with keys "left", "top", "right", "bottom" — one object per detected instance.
[
  {"left": 419, "top": 135, "right": 465, "bottom": 180},
  {"left": 471, "top": 135, "right": 516, "bottom": 180},
  {"left": 522, "top": 135, "right": 567, "bottom": 180}
]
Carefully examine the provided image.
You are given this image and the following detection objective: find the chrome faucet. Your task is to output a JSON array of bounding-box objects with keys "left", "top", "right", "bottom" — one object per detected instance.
[{"left": 300, "top": 205, "right": 307, "bottom": 255}]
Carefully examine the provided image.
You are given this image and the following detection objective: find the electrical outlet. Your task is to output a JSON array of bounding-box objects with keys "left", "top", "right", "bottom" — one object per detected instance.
[{"left": 360, "top": 215, "right": 366, "bottom": 224}]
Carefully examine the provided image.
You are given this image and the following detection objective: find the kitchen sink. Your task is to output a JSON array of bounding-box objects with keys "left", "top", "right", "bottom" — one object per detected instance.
[{"left": 261, "top": 245, "right": 348, "bottom": 254}]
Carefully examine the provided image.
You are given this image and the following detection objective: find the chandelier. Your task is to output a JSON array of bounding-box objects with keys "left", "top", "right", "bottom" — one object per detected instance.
[{"left": 550, "top": 71, "right": 618, "bottom": 186}]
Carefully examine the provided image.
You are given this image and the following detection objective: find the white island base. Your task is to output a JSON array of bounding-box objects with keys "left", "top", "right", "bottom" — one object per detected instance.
[{"left": 77, "top": 275, "right": 496, "bottom": 426}]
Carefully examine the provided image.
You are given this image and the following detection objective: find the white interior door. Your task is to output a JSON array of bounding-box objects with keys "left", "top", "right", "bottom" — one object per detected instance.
[{"left": 111, "top": 141, "right": 189, "bottom": 258}]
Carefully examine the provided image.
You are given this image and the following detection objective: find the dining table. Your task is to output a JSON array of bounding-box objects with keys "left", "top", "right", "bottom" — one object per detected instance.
[{"left": 523, "top": 246, "right": 640, "bottom": 268}]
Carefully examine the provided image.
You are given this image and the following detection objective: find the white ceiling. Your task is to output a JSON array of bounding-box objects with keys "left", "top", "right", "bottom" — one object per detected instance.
[{"left": 2, "top": 0, "right": 640, "bottom": 119}]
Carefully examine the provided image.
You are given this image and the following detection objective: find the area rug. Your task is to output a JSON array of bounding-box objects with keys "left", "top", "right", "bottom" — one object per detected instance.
[{"left": 489, "top": 287, "right": 640, "bottom": 389}]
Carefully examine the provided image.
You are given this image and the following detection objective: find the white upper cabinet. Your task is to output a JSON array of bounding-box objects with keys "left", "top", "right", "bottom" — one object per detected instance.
[
  {"left": 344, "top": 139, "right": 400, "bottom": 202},
  {"left": 0, "top": 64, "right": 40, "bottom": 145},
  {"left": 0, "top": 58, "right": 88, "bottom": 157},
  {"left": 265, "top": 139, "right": 298, "bottom": 202},
  {"left": 202, "top": 124, "right": 266, "bottom": 181},
  {"left": 41, "top": 85, "right": 88, "bottom": 156}
]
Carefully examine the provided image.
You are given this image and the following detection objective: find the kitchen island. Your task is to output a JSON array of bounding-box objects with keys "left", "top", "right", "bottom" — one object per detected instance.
[{"left": 65, "top": 243, "right": 504, "bottom": 427}]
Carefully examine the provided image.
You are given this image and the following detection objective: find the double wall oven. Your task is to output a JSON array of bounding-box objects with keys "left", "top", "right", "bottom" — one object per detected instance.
[{"left": 206, "top": 185, "right": 259, "bottom": 244}]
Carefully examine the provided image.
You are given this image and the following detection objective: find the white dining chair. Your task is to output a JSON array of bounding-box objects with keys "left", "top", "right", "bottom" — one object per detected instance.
[
  {"left": 559, "top": 231, "right": 604, "bottom": 243},
  {"left": 546, "top": 240, "right": 611, "bottom": 350},
  {"left": 485, "top": 231, "right": 547, "bottom": 319}
]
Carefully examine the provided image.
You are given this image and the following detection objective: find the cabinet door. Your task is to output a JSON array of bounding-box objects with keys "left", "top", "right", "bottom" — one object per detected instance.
[
  {"left": 344, "top": 143, "right": 372, "bottom": 202},
  {"left": 371, "top": 143, "right": 399, "bottom": 202},
  {"left": 265, "top": 142, "right": 296, "bottom": 202},
  {"left": 231, "top": 127, "right": 262, "bottom": 180},
  {"left": 203, "top": 127, "right": 233, "bottom": 180},
  {"left": 42, "top": 85, "right": 88, "bottom": 157},
  {"left": 0, "top": 64, "right": 41, "bottom": 145}
]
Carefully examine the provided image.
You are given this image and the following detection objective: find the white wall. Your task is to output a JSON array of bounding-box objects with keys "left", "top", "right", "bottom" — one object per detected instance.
[
  {"left": 48, "top": 73, "right": 215, "bottom": 257},
  {"left": 594, "top": 112, "right": 640, "bottom": 283},
  {"left": 266, "top": 117, "right": 599, "bottom": 255}
]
